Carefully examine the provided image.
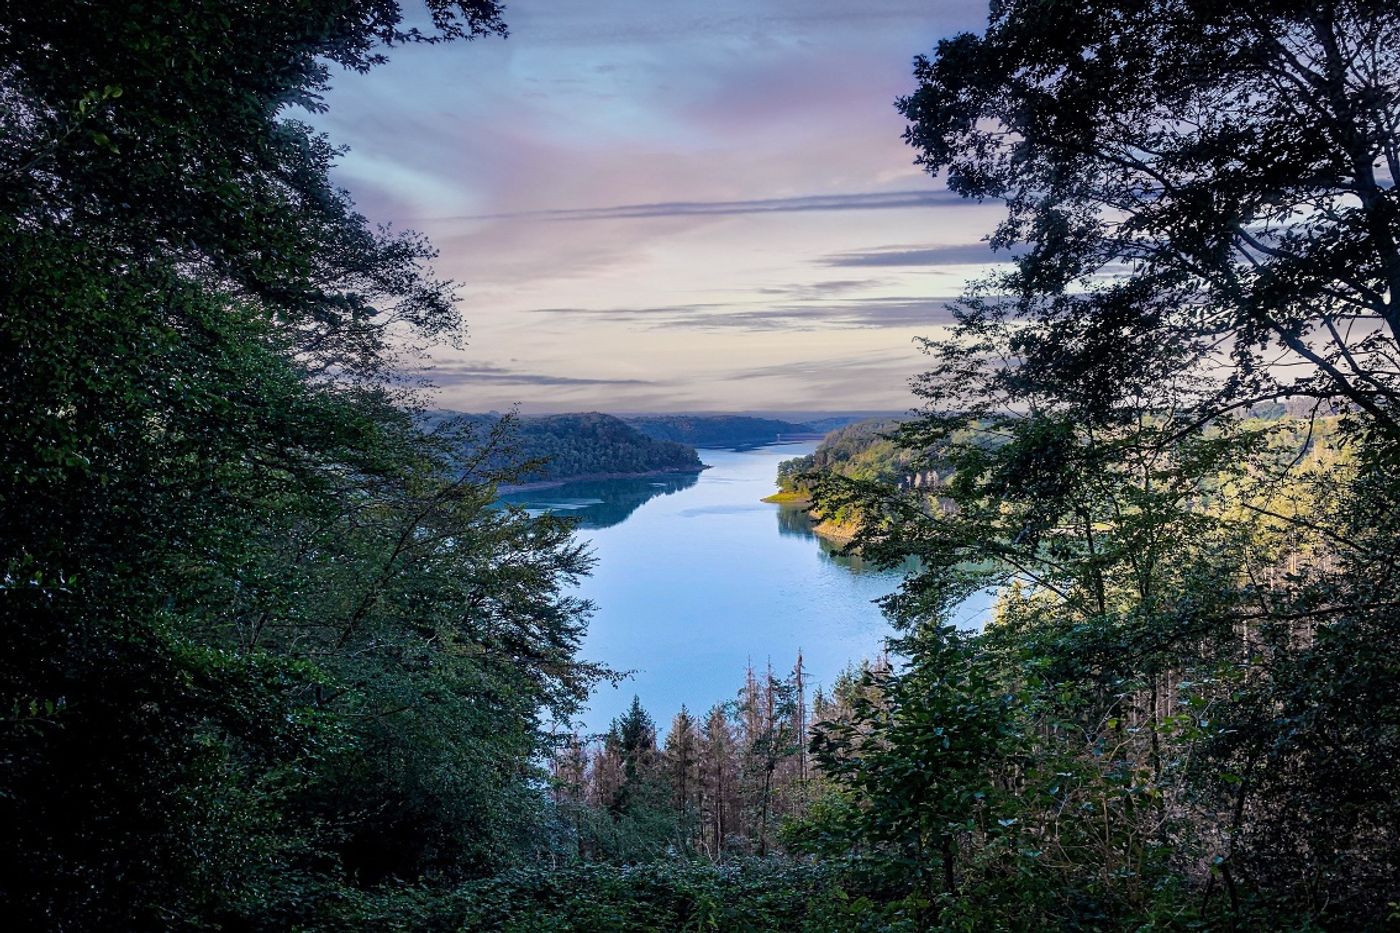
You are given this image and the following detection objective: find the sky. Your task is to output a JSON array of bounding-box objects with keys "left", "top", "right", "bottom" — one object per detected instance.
[{"left": 311, "top": 0, "right": 1005, "bottom": 413}]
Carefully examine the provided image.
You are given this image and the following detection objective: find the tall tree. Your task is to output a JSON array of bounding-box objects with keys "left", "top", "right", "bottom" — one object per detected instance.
[
  {"left": 596, "top": 697, "right": 675, "bottom": 861},
  {"left": 899, "top": 0, "right": 1400, "bottom": 440},
  {"left": 0, "top": 2, "right": 608, "bottom": 926},
  {"left": 663, "top": 706, "right": 702, "bottom": 851},
  {"left": 699, "top": 703, "right": 739, "bottom": 858},
  {"left": 736, "top": 663, "right": 802, "bottom": 857},
  {"left": 795, "top": 1, "right": 1400, "bottom": 925}
]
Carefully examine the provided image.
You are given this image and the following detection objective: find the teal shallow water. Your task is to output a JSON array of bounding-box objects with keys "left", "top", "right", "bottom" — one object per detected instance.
[{"left": 500, "top": 443, "right": 990, "bottom": 734}]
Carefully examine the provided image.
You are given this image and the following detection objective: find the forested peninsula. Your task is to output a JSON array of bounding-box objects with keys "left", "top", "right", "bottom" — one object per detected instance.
[
  {"left": 765, "top": 418, "right": 928, "bottom": 539},
  {"left": 427, "top": 411, "right": 705, "bottom": 487}
]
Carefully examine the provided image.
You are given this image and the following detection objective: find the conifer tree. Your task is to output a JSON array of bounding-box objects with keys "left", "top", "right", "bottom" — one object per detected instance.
[
  {"left": 663, "top": 706, "right": 702, "bottom": 850},
  {"left": 699, "top": 703, "right": 739, "bottom": 858}
]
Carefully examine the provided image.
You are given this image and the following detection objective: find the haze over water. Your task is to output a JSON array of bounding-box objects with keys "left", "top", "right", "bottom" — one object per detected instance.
[{"left": 501, "top": 442, "right": 991, "bottom": 734}]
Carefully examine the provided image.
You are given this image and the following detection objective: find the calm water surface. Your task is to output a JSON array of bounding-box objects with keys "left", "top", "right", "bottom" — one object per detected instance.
[{"left": 500, "top": 443, "right": 990, "bottom": 733}]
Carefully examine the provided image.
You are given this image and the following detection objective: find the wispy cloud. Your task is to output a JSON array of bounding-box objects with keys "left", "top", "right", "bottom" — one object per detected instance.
[
  {"left": 819, "top": 243, "right": 1023, "bottom": 267},
  {"left": 506, "top": 0, "right": 985, "bottom": 45},
  {"left": 719, "top": 349, "right": 931, "bottom": 401},
  {"left": 312, "top": 0, "right": 1000, "bottom": 412},
  {"left": 756, "top": 278, "right": 888, "bottom": 299},
  {"left": 726, "top": 350, "right": 916, "bottom": 380},
  {"left": 432, "top": 189, "right": 965, "bottom": 223},
  {"left": 525, "top": 295, "right": 965, "bottom": 331},
  {"left": 416, "top": 363, "right": 656, "bottom": 388}
]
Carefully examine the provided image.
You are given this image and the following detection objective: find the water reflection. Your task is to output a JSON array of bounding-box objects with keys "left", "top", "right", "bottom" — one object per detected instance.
[
  {"left": 774, "top": 501, "right": 820, "bottom": 539},
  {"left": 498, "top": 470, "right": 700, "bottom": 529},
  {"left": 773, "top": 503, "right": 919, "bottom": 575}
]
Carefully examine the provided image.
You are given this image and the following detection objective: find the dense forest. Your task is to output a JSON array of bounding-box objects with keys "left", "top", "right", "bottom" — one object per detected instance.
[
  {"left": 1, "top": 2, "right": 607, "bottom": 927},
  {"left": 776, "top": 418, "right": 917, "bottom": 491},
  {"left": 625, "top": 414, "right": 816, "bottom": 448},
  {"left": 549, "top": 658, "right": 873, "bottom": 862},
  {"left": 771, "top": 419, "right": 933, "bottom": 535},
  {"left": 4, "top": 1, "right": 1400, "bottom": 930},
  {"left": 429, "top": 411, "right": 703, "bottom": 484}
]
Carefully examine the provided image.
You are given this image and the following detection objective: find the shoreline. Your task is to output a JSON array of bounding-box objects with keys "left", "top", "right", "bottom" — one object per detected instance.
[
  {"left": 497, "top": 463, "right": 709, "bottom": 494},
  {"left": 761, "top": 494, "right": 859, "bottom": 545}
]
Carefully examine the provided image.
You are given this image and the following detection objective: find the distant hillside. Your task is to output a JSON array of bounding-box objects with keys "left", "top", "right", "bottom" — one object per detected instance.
[
  {"left": 796, "top": 414, "right": 891, "bottom": 434},
  {"left": 625, "top": 414, "right": 814, "bottom": 447},
  {"left": 774, "top": 418, "right": 919, "bottom": 492},
  {"left": 766, "top": 418, "right": 927, "bottom": 540},
  {"left": 429, "top": 411, "right": 704, "bottom": 485}
]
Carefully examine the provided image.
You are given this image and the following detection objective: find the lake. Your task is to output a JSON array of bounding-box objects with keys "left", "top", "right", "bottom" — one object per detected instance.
[{"left": 499, "top": 442, "right": 991, "bottom": 735}]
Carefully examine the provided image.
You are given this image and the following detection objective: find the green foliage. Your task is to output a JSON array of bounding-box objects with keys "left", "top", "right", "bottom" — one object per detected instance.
[
  {"left": 898, "top": 0, "right": 1400, "bottom": 438},
  {"left": 0, "top": 1, "right": 610, "bottom": 927},
  {"left": 438, "top": 412, "right": 703, "bottom": 483},
  {"left": 802, "top": 628, "right": 1019, "bottom": 907},
  {"left": 789, "top": 1, "right": 1400, "bottom": 928},
  {"left": 777, "top": 419, "right": 916, "bottom": 492},
  {"left": 775, "top": 419, "right": 936, "bottom": 532},
  {"left": 800, "top": 368, "right": 1393, "bottom": 927},
  {"left": 596, "top": 697, "right": 680, "bottom": 862},
  {"left": 292, "top": 860, "right": 853, "bottom": 932}
]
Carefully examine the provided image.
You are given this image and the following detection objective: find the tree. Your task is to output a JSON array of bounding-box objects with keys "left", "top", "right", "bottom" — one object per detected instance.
[
  {"left": 591, "top": 697, "right": 675, "bottom": 861},
  {"left": 699, "top": 703, "right": 740, "bottom": 858},
  {"left": 663, "top": 706, "right": 702, "bottom": 851},
  {"left": 807, "top": 627, "right": 1018, "bottom": 925},
  {"left": 791, "top": 2, "right": 1400, "bottom": 924},
  {"left": 736, "top": 663, "right": 803, "bottom": 857},
  {"left": 0, "top": 2, "right": 610, "bottom": 926},
  {"left": 899, "top": 0, "right": 1400, "bottom": 441},
  {"left": 0, "top": 1, "right": 508, "bottom": 377},
  {"left": 609, "top": 697, "right": 659, "bottom": 809}
]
